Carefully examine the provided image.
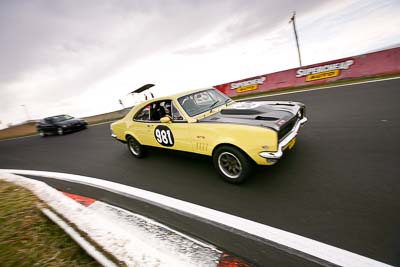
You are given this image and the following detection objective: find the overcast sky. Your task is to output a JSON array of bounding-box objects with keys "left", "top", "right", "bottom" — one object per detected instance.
[{"left": 0, "top": 0, "right": 399, "bottom": 128}]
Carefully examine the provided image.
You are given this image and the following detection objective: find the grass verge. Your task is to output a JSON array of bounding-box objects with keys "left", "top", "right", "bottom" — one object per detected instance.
[{"left": 0, "top": 180, "right": 100, "bottom": 267}]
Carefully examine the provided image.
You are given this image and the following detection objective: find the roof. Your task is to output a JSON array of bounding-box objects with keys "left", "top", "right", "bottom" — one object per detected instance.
[
  {"left": 168, "top": 87, "right": 215, "bottom": 99},
  {"left": 133, "top": 87, "right": 215, "bottom": 105}
]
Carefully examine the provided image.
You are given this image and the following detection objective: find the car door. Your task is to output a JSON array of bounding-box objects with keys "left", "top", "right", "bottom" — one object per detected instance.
[
  {"left": 130, "top": 104, "right": 154, "bottom": 145},
  {"left": 42, "top": 118, "right": 56, "bottom": 133},
  {"left": 146, "top": 100, "right": 192, "bottom": 152}
]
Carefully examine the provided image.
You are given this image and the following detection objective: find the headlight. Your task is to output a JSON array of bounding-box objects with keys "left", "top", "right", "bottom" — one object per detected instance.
[{"left": 62, "top": 125, "right": 68, "bottom": 128}]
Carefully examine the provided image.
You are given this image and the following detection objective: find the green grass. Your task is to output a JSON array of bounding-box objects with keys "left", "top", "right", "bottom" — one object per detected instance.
[{"left": 0, "top": 180, "right": 100, "bottom": 267}]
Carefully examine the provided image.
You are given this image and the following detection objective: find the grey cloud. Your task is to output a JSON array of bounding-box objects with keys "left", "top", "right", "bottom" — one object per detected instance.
[
  {"left": 174, "top": 0, "right": 325, "bottom": 55},
  {"left": 0, "top": 0, "right": 324, "bottom": 84},
  {"left": 0, "top": 0, "right": 351, "bottom": 124}
]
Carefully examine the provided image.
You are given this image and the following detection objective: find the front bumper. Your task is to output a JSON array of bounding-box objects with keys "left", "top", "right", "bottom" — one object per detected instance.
[{"left": 259, "top": 117, "right": 308, "bottom": 160}]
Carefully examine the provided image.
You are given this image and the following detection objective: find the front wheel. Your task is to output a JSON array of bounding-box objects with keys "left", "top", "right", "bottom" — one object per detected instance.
[
  {"left": 213, "top": 146, "right": 253, "bottom": 184},
  {"left": 127, "top": 136, "right": 146, "bottom": 158},
  {"left": 57, "top": 127, "right": 63, "bottom": 135}
]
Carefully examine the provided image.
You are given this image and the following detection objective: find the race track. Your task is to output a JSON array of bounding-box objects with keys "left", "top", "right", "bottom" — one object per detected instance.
[{"left": 1, "top": 78, "right": 399, "bottom": 266}]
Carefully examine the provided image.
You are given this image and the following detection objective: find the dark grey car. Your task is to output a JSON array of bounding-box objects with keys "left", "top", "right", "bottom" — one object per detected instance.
[{"left": 36, "top": 115, "right": 87, "bottom": 136}]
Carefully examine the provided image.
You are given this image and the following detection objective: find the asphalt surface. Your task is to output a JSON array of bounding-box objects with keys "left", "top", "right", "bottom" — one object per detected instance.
[{"left": 1, "top": 78, "right": 400, "bottom": 266}]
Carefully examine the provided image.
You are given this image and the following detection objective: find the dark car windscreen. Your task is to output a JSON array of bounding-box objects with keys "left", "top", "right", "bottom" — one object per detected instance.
[{"left": 52, "top": 115, "right": 74, "bottom": 122}]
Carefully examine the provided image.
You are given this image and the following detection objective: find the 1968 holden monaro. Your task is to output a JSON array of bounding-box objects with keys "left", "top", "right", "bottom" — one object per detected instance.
[{"left": 111, "top": 87, "right": 307, "bottom": 183}]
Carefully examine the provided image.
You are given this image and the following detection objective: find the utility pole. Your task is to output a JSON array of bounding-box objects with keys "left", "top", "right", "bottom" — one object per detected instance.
[
  {"left": 289, "top": 11, "right": 302, "bottom": 67},
  {"left": 21, "top": 104, "right": 30, "bottom": 121}
]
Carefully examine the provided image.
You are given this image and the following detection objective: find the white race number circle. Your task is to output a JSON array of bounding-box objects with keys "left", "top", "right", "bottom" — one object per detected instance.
[{"left": 154, "top": 126, "right": 174, "bottom": 147}]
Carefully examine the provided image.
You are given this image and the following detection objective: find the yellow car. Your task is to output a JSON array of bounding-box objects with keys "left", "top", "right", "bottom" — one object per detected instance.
[{"left": 111, "top": 87, "right": 307, "bottom": 183}]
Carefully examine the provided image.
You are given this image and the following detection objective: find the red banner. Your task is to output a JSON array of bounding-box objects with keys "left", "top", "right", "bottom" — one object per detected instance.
[{"left": 215, "top": 47, "right": 400, "bottom": 97}]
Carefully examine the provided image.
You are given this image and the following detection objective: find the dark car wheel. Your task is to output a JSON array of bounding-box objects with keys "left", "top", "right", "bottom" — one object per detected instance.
[
  {"left": 57, "top": 127, "right": 64, "bottom": 135},
  {"left": 213, "top": 145, "right": 253, "bottom": 184},
  {"left": 127, "top": 136, "right": 146, "bottom": 158},
  {"left": 38, "top": 130, "right": 46, "bottom": 137}
]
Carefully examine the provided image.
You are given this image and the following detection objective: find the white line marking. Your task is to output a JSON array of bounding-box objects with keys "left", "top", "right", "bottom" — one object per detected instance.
[
  {"left": 41, "top": 208, "right": 118, "bottom": 267},
  {"left": 0, "top": 172, "right": 212, "bottom": 266},
  {"left": 239, "top": 76, "right": 400, "bottom": 100},
  {"left": 0, "top": 169, "right": 393, "bottom": 267},
  {"left": 89, "top": 201, "right": 221, "bottom": 266}
]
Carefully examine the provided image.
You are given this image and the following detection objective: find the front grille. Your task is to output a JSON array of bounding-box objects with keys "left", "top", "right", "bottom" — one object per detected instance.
[{"left": 278, "top": 117, "right": 297, "bottom": 141}]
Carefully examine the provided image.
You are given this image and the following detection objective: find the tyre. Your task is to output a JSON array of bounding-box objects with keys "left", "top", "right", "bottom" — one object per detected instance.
[
  {"left": 38, "top": 130, "right": 46, "bottom": 137},
  {"left": 57, "top": 128, "right": 63, "bottom": 135},
  {"left": 213, "top": 145, "right": 253, "bottom": 184},
  {"left": 127, "top": 136, "right": 146, "bottom": 158}
]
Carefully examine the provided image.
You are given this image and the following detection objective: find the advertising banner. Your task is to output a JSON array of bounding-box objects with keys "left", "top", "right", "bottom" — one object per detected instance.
[{"left": 215, "top": 47, "right": 400, "bottom": 97}]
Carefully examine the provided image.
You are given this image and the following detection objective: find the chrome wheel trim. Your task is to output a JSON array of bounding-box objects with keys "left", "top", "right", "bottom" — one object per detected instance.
[
  {"left": 39, "top": 130, "right": 45, "bottom": 137},
  {"left": 218, "top": 152, "right": 242, "bottom": 179},
  {"left": 128, "top": 138, "right": 140, "bottom": 156},
  {"left": 57, "top": 128, "right": 63, "bottom": 135}
]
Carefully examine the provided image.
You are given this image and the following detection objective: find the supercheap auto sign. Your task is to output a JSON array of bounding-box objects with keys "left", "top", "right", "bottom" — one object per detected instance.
[
  {"left": 296, "top": 59, "right": 354, "bottom": 81},
  {"left": 230, "top": 76, "right": 266, "bottom": 93}
]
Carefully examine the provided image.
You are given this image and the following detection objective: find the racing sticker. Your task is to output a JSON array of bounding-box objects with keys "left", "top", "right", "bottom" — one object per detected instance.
[
  {"left": 230, "top": 102, "right": 263, "bottom": 109},
  {"left": 154, "top": 125, "right": 174, "bottom": 147},
  {"left": 296, "top": 60, "right": 354, "bottom": 82},
  {"left": 230, "top": 76, "right": 266, "bottom": 93}
]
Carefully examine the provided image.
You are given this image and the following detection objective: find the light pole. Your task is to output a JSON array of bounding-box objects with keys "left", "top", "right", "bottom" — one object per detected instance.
[
  {"left": 21, "top": 104, "right": 30, "bottom": 121},
  {"left": 289, "top": 11, "right": 302, "bottom": 67}
]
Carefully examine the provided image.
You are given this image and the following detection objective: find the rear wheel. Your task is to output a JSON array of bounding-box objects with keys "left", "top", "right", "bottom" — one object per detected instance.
[
  {"left": 213, "top": 146, "right": 253, "bottom": 184},
  {"left": 127, "top": 136, "right": 146, "bottom": 158},
  {"left": 38, "top": 130, "right": 46, "bottom": 137}
]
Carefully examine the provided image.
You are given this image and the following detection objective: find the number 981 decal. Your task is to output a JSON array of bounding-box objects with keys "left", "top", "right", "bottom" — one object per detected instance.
[{"left": 154, "top": 125, "right": 174, "bottom": 147}]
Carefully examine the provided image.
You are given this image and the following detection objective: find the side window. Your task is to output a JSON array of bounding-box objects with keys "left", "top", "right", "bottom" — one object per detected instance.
[
  {"left": 134, "top": 100, "right": 185, "bottom": 122},
  {"left": 150, "top": 101, "right": 167, "bottom": 121},
  {"left": 171, "top": 102, "right": 184, "bottom": 121},
  {"left": 44, "top": 118, "right": 53, "bottom": 124},
  {"left": 134, "top": 106, "right": 150, "bottom": 121}
]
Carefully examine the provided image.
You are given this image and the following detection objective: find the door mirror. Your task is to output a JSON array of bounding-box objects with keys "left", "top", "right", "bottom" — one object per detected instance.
[{"left": 160, "top": 116, "right": 172, "bottom": 123}]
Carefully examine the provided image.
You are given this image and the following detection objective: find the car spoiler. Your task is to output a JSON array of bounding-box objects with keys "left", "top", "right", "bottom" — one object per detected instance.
[
  {"left": 129, "top": 84, "right": 155, "bottom": 94},
  {"left": 127, "top": 84, "right": 155, "bottom": 101}
]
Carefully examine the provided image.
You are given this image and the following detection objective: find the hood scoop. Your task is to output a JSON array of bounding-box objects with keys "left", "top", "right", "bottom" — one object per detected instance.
[
  {"left": 220, "top": 102, "right": 268, "bottom": 115},
  {"left": 220, "top": 109, "right": 262, "bottom": 115},
  {"left": 255, "top": 116, "right": 279, "bottom": 121},
  {"left": 200, "top": 101, "right": 298, "bottom": 131},
  {"left": 272, "top": 103, "right": 295, "bottom": 106}
]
